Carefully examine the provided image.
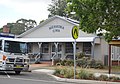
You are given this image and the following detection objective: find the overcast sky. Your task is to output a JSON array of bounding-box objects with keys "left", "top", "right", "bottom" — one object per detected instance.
[{"left": 0, "top": 0, "right": 51, "bottom": 27}]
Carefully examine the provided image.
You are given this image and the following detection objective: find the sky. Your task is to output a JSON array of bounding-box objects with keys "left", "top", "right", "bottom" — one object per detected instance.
[{"left": 0, "top": 0, "right": 51, "bottom": 27}]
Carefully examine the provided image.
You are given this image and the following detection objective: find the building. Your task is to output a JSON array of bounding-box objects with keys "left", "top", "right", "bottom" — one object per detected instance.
[
  {"left": 18, "top": 15, "right": 109, "bottom": 64},
  {"left": 109, "top": 38, "right": 120, "bottom": 66}
]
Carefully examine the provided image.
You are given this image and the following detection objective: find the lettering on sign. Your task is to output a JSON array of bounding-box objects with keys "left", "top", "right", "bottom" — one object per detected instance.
[{"left": 49, "top": 25, "right": 64, "bottom": 33}]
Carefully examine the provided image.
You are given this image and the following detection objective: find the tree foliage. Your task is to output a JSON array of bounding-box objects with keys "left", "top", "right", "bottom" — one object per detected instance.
[
  {"left": 48, "top": 0, "right": 79, "bottom": 20},
  {"left": 67, "top": 0, "right": 120, "bottom": 42},
  {"left": 6, "top": 18, "right": 37, "bottom": 35},
  {"left": 48, "top": 0, "right": 67, "bottom": 17}
]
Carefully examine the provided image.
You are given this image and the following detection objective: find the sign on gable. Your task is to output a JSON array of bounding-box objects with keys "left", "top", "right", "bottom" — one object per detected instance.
[{"left": 49, "top": 25, "right": 64, "bottom": 33}]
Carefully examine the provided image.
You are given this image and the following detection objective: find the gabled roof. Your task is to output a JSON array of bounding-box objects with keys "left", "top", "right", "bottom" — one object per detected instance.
[{"left": 18, "top": 15, "right": 79, "bottom": 37}]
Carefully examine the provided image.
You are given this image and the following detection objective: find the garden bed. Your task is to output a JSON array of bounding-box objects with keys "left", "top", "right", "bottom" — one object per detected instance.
[{"left": 53, "top": 67, "right": 120, "bottom": 82}]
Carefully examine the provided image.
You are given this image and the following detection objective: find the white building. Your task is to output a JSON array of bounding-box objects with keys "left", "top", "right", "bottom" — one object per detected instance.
[{"left": 18, "top": 15, "right": 109, "bottom": 64}]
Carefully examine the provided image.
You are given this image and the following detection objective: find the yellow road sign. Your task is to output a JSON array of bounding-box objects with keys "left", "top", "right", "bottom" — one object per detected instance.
[{"left": 72, "top": 26, "right": 79, "bottom": 39}]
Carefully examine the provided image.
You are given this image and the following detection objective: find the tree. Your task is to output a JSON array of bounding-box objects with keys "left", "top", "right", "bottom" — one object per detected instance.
[
  {"left": 48, "top": 0, "right": 79, "bottom": 20},
  {"left": 48, "top": 0, "right": 67, "bottom": 17},
  {"left": 16, "top": 18, "right": 37, "bottom": 31},
  {"left": 67, "top": 0, "right": 120, "bottom": 42},
  {"left": 7, "top": 19, "right": 37, "bottom": 35},
  {"left": 39, "top": 20, "right": 45, "bottom": 24}
]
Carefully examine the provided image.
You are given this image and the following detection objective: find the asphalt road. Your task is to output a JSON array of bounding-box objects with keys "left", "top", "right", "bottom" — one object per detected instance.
[{"left": 0, "top": 71, "right": 77, "bottom": 84}]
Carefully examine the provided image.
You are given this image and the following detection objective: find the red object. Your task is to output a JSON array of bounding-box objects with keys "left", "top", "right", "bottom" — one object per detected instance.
[
  {"left": 3, "top": 55, "right": 6, "bottom": 60},
  {"left": 3, "top": 25, "right": 10, "bottom": 33}
]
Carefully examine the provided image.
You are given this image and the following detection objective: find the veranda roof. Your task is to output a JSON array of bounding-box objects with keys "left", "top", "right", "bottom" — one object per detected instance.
[
  {"left": 0, "top": 37, "right": 100, "bottom": 44},
  {"left": 18, "top": 37, "right": 100, "bottom": 43}
]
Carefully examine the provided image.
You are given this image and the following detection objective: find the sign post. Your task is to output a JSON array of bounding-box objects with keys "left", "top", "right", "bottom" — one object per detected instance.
[{"left": 72, "top": 26, "right": 79, "bottom": 79}]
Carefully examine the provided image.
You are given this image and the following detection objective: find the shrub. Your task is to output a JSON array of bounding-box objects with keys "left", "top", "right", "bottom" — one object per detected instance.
[
  {"left": 76, "top": 57, "right": 90, "bottom": 68},
  {"left": 94, "top": 61, "right": 104, "bottom": 69},
  {"left": 64, "top": 68, "right": 74, "bottom": 78},
  {"left": 53, "top": 68, "right": 61, "bottom": 76},
  {"left": 76, "top": 58, "right": 87, "bottom": 68},
  {"left": 76, "top": 52, "right": 85, "bottom": 59},
  {"left": 89, "top": 59, "right": 96, "bottom": 68},
  {"left": 109, "top": 76, "right": 120, "bottom": 81},
  {"left": 78, "top": 69, "right": 91, "bottom": 79},
  {"left": 60, "top": 68, "right": 67, "bottom": 75},
  {"left": 54, "top": 67, "right": 75, "bottom": 78},
  {"left": 58, "top": 60, "right": 74, "bottom": 66},
  {"left": 99, "top": 75, "right": 109, "bottom": 81},
  {"left": 65, "top": 60, "right": 74, "bottom": 66},
  {"left": 88, "top": 73, "right": 95, "bottom": 80},
  {"left": 60, "top": 60, "right": 67, "bottom": 66},
  {"left": 53, "top": 68, "right": 120, "bottom": 82},
  {"left": 76, "top": 58, "right": 104, "bottom": 69}
]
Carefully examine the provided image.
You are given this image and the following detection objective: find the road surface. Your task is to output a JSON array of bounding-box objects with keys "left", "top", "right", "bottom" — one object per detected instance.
[{"left": 0, "top": 71, "right": 77, "bottom": 84}]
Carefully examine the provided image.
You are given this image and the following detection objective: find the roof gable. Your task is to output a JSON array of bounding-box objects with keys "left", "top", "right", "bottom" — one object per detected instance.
[{"left": 18, "top": 15, "right": 79, "bottom": 37}]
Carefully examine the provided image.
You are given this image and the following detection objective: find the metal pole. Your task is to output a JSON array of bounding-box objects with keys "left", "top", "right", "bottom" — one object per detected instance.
[
  {"left": 91, "top": 42, "right": 95, "bottom": 59},
  {"left": 74, "top": 39, "right": 76, "bottom": 79},
  {"left": 109, "top": 44, "right": 111, "bottom": 74}
]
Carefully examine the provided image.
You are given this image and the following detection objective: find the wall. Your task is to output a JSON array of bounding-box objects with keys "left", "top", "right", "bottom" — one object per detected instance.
[
  {"left": 23, "top": 18, "right": 73, "bottom": 38},
  {"left": 94, "top": 38, "right": 109, "bottom": 64},
  {"left": 94, "top": 44, "right": 101, "bottom": 61},
  {"left": 22, "top": 18, "right": 96, "bottom": 38},
  {"left": 101, "top": 38, "right": 109, "bottom": 64}
]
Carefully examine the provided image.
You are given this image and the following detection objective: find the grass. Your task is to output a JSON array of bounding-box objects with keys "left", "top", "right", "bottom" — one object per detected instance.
[
  {"left": 104, "top": 66, "right": 120, "bottom": 72},
  {"left": 111, "top": 66, "right": 120, "bottom": 71}
]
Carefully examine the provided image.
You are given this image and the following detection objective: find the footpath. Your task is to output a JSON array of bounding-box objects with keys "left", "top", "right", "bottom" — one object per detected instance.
[{"left": 30, "top": 64, "right": 120, "bottom": 84}]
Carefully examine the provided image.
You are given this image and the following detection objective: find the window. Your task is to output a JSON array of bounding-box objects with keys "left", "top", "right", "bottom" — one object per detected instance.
[
  {"left": 58, "top": 44, "right": 62, "bottom": 52},
  {"left": 65, "top": 43, "right": 73, "bottom": 53},
  {"left": 111, "top": 46, "right": 114, "bottom": 60},
  {"left": 27, "top": 43, "right": 32, "bottom": 53},
  {"left": 4, "top": 41, "right": 27, "bottom": 53},
  {"left": 52, "top": 44, "right": 55, "bottom": 52},
  {"left": 83, "top": 42, "right": 91, "bottom": 54},
  {"left": 42, "top": 43, "right": 49, "bottom": 53}
]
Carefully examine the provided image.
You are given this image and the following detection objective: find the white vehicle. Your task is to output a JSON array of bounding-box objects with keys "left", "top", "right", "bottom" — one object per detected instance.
[{"left": 0, "top": 38, "right": 29, "bottom": 74}]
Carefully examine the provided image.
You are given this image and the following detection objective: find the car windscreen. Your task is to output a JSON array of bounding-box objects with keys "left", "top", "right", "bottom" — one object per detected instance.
[{"left": 4, "top": 40, "right": 27, "bottom": 53}]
